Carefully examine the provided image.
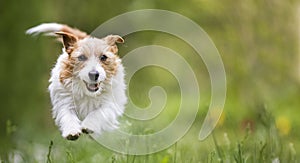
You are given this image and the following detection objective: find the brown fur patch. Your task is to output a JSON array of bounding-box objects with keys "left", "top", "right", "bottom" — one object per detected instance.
[
  {"left": 102, "top": 56, "right": 119, "bottom": 78},
  {"left": 61, "top": 25, "right": 88, "bottom": 40},
  {"left": 59, "top": 56, "right": 75, "bottom": 84},
  {"left": 104, "top": 35, "right": 124, "bottom": 46},
  {"left": 56, "top": 32, "right": 78, "bottom": 54},
  {"left": 101, "top": 36, "right": 123, "bottom": 83},
  {"left": 108, "top": 45, "right": 119, "bottom": 54}
]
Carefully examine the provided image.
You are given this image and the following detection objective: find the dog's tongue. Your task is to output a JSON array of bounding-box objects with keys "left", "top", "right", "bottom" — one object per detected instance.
[
  {"left": 88, "top": 83, "right": 98, "bottom": 89},
  {"left": 84, "top": 81, "right": 100, "bottom": 92}
]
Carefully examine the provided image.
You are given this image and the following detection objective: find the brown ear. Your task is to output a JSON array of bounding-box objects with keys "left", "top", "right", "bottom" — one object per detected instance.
[
  {"left": 104, "top": 35, "right": 124, "bottom": 46},
  {"left": 55, "top": 32, "right": 78, "bottom": 54}
]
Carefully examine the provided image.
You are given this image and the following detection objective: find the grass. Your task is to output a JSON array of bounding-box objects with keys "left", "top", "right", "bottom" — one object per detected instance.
[
  {"left": 46, "top": 141, "right": 53, "bottom": 163},
  {"left": 1, "top": 92, "right": 298, "bottom": 163},
  {"left": 2, "top": 107, "right": 298, "bottom": 163}
]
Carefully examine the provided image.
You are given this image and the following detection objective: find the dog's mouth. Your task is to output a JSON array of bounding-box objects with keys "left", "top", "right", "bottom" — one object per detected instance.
[{"left": 83, "top": 81, "right": 100, "bottom": 92}]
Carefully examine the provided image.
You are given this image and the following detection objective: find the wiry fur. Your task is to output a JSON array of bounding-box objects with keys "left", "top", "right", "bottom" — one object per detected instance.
[{"left": 26, "top": 23, "right": 127, "bottom": 140}]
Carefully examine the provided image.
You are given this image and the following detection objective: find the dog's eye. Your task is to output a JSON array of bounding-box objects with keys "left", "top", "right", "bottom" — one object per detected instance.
[
  {"left": 100, "top": 55, "right": 108, "bottom": 61},
  {"left": 78, "top": 55, "right": 87, "bottom": 61}
]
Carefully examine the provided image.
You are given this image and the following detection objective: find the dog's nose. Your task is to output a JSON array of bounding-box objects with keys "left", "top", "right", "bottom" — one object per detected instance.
[{"left": 88, "top": 70, "right": 99, "bottom": 81}]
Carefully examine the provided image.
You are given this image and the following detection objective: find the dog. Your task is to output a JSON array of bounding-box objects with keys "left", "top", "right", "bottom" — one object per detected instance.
[{"left": 26, "top": 23, "right": 127, "bottom": 140}]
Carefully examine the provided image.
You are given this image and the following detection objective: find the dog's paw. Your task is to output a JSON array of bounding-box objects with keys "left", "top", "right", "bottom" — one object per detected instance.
[
  {"left": 66, "top": 133, "right": 80, "bottom": 141},
  {"left": 62, "top": 129, "right": 82, "bottom": 141},
  {"left": 81, "top": 120, "right": 101, "bottom": 135},
  {"left": 82, "top": 128, "right": 94, "bottom": 134}
]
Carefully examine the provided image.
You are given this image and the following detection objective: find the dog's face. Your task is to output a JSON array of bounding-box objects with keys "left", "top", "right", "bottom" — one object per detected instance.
[{"left": 57, "top": 32, "right": 124, "bottom": 96}]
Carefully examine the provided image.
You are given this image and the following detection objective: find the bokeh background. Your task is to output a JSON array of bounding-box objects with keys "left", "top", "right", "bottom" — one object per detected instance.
[{"left": 1, "top": 0, "right": 299, "bottom": 162}]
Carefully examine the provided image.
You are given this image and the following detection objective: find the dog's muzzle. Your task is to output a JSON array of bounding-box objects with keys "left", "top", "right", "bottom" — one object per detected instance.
[{"left": 83, "top": 70, "right": 101, "bottom": 92}]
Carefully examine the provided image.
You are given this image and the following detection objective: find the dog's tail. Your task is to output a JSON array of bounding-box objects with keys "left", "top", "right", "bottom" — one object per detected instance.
[{"left": 26, "top": 23, "right": 88, "bottom": 39}]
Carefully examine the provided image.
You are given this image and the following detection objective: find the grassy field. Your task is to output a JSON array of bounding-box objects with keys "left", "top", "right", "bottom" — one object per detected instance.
[
  {"left": 3, "top": 99, "right": 299, "bottom": 163},
  {"left": 1, "top": 0, "right": 300, "bottom": 162}
]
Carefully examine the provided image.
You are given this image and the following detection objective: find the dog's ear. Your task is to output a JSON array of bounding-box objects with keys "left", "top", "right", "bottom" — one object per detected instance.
[
  {"left": 55, "top": 32, "right": 78, "bottom": 54},
  {"left": 103, "top": 35, "right": 124, "bottom": 46}
]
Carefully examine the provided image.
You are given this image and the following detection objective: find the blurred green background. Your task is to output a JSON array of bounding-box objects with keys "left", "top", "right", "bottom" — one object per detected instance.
[{"left": 1, "top": 0, "right": 300, "bottom": 162}]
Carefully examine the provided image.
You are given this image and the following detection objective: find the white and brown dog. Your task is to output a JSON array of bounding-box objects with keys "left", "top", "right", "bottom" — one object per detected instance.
[{"left": 26, "top": 23, "right": 127, "bottom": 140}]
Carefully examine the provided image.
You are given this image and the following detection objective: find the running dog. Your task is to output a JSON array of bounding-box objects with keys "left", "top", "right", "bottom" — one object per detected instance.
[{"left": 26, "top": 23, "right": 127, "bottom": 140}]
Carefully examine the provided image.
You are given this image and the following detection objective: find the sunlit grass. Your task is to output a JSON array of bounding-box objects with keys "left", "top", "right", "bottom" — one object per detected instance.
[{"left": 2, "top": 105, "right": 298, "bottom": 163}]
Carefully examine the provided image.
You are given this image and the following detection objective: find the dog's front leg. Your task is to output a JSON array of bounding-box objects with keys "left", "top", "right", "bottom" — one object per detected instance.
[
  {"left": 52, "top": 96, "right": 82, "bottom": 140},
  {"left": 81, "top": 105, "right": 121, "bottom": 135}
]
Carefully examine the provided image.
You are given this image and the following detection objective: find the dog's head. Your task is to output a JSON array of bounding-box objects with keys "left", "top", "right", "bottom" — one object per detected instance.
[{"left": 57, "top": 32, "right": 124, "bottom": 96}]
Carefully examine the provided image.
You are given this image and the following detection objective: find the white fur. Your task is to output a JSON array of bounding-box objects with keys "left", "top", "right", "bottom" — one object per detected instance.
[
  {"left": 26, "top": 23, "right": 64, "bottom": 36},
  {"left": 49, "top": 51, "right": 126, "bottom": 138},
  {"left": 27, "top": 23, "right": 127, "bottom": 140},
  {"left": 49, "top": 49, "right": 126, "bottom": 139}
]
